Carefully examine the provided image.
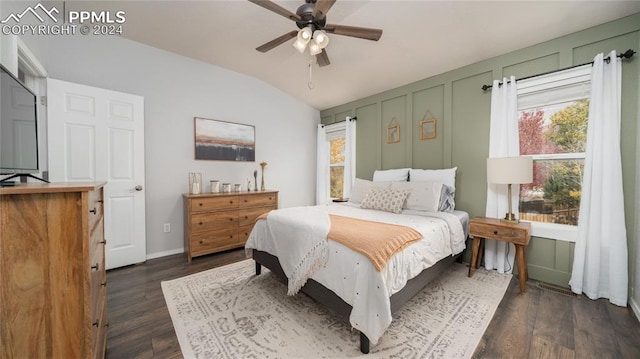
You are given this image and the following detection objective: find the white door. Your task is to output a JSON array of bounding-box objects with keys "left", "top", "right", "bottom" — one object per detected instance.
[{"left": 47, "top": 78, "right": 146, "bottom": 269}]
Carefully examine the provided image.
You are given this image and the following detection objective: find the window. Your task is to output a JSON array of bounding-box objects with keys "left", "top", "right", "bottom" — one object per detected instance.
[
  {"left": 317, "top": 119, "right": 355, "bottom": 204},
  {"left": 327, "top": 128, "right": 345, "bottom": 199},
  {"left": 516, "top": 65, "right": 591, "bottom": 240}
]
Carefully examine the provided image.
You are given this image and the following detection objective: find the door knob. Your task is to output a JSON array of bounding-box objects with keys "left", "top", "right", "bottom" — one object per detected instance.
[{"left": 135, "top": 185, "right": 143, "bottom": 191}]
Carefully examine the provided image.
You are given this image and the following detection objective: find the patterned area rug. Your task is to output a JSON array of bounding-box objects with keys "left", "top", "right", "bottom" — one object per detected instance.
[{"left": 161, "top": 259, "right": 511, "bottom": 358}]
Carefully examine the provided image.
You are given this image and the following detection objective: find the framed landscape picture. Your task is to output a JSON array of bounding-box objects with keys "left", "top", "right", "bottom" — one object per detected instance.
[{"left": 194, "top": 117, "right": 255, "bottom": 161}]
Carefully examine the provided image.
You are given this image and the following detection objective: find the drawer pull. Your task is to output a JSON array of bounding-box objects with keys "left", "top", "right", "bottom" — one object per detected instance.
[
  {"left": 99, "top": 239, "right": 107, "bottom": 245},
  {"left": 229, "top": 235, "right": 234, "bottom": 239},
  {"left": 91, "top": 263, "right": 100, "bottom": 271},
  {"left": 101, "top": 281, "right": 107, "bottom": 287},
  {"left": 97, "top": 200, "right": 104, "bottom": 203},
  {"left": 229, "top": 218, "right": 234, "bottom": 221},
  {"left": 199, "top": 203, "right": 203, "bottom": 207},
  {"left": 244, "top": 199, "right": 248, "bottom": 203},
  {"left": 92, "top": 320, "right": 99, "bottom": 327},
  {"left": 493, "top": 230, "right": 498, "bottom": 235},
  {"left": 90, "top": 208, "right": 97, "bottom": 214},
  {"left": 199, "top": 240, "right": 204, "bottom": 244},
  {"left": 199, "top": 221, "right": 203, "bottom": 225},
  {"left": 245, "top": 216, "right": 248, "bottom": 219},
  {"left": 229, "top": 200, "right": 234, "bottom": 204}
]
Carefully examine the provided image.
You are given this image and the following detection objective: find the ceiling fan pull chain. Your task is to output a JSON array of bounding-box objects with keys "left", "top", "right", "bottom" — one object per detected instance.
[{"left": 308, "top": 59, "right": 315, "bottom": 90}]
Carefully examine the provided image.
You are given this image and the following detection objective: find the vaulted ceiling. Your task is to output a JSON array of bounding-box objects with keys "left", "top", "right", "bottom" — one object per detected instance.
[{"left": 62, "top": 1, "right": 640, "bottom": 110}]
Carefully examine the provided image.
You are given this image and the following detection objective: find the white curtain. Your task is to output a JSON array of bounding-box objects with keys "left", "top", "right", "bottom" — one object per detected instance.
[
  {"left": 342, "top": 117, "right": 357, "bottom": 199},
  {"left": 569, "top": 51, "right": 627, "bottom": 306},
  {"left": 485, "top": 76, "right": 519, "bottom": 274},
  {"left": 316, "top": 124, "right": 329, "bottom": 205}
]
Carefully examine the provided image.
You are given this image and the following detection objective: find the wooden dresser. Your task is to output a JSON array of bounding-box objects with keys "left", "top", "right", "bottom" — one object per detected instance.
[
  {"left": 183, "top": 190, "right": 278, "bottom": 262},
  {"left": 0, "top": 182, "right": 108, "bottom": 358}
]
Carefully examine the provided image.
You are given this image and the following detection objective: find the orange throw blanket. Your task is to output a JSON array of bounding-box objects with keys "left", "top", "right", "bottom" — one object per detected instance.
[
  {"left": 255, "top": 212, "right": 424, "bottom": 272},
  {"left": 328, "top": 215, "right": 423, "bottom": 271}
]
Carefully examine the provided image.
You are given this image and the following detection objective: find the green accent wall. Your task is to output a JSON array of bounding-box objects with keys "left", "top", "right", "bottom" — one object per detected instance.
[{"left": 320, "top": 14, "right": 640, "bottom": 289}]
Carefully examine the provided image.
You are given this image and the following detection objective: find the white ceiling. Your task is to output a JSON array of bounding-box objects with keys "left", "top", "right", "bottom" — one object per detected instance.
[{"left": 71, "top": 1, "right": 640, "bottom": 110}]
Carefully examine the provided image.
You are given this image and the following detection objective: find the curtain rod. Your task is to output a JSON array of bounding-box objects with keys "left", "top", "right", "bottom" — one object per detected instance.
[
  {"left": 319, "top": 116, "right": 357, "bottom": 128},
  {"left": 481, "top": 49, "right": 636, "bottom": 91}
]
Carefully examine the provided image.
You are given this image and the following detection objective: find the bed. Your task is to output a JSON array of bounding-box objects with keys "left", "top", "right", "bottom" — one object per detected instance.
[{"left": 245, "top": 200, "right": 468, "bottom": 353}]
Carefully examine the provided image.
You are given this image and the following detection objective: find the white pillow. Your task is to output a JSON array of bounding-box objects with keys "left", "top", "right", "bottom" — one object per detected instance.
[
  {"left": 349, "top": 178, "right": 391, "bottom": 204},
  {"left": 372, "top": 168, "right": 410, "bottom": 182},
  {"left": 391, "top": 181, "right": 443, "bottom": 212},
  {"left": 360, "top": 188, "right": 410, "bottom": 214},
  {"left": 409, "top": 167, "right": 457, "bottom": 192}
]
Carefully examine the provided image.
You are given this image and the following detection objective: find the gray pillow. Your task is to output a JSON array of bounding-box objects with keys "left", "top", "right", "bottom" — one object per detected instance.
[{"left": 438, "top": 185, "right": 456, "bottom": 213}]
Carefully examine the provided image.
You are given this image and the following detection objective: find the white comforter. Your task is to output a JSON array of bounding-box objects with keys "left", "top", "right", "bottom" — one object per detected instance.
[{"left": 245, "top": 203, "right": 466, "bottom": 345}]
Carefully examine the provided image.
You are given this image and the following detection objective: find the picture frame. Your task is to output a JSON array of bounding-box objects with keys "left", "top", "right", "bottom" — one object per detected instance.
[
  {"left": 419, "top": 119, "right": 436, "bottom": 140},
  {"left": 194, "top": 117, "right": 255, "bottom": 161},
  {"left": 387, "top": 124, "right": 400, "bottom": 143}
]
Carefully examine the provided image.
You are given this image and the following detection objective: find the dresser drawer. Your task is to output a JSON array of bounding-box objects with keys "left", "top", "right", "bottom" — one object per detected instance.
[
  {"left": 239, "top": 193, "right": 277, "bottom": 208},
  {"left": 239, "top": 207, "right": 272, "bottom": 226},
  {"left": 191, "top": 211, "right": 238, "bottom": 232},
  {"left": 91, "top": 300, "right": 107, "bottom": 359},
  {"left": 90, "top": 217, "right": 105, "bottom": 254},
  {"left": 191, "top": 196, "right": 239, "bottom": 213},
  {"left": 470, "top": 221, "right": 529, "bottom": 245},
  {"left": 191, "top": 228, "right": 239, "bottom": 255},
  {"left": 88, "top": 189, "right": 104, "bottom": 233},
  {"left": 89, "top": 243, "right": 105, "bottom": 318},
  {"left": 237, "top": 224, "right": 254, "bottom": 245}
]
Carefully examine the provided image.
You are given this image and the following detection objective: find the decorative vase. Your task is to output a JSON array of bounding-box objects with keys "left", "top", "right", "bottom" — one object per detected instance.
[
  {"left": 189, "top": 172, "right": 202, "bottom": 194},
  {"left": 253, "top": 170, "right": 258, "bottom": 191},
  {"left": 260, "top": 162, "right": 267, "bottom": 191}
]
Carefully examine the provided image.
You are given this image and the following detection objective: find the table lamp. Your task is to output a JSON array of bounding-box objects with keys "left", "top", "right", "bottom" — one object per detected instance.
[{"left": 487, "top": 156, "right": 533, "bottom": 222}]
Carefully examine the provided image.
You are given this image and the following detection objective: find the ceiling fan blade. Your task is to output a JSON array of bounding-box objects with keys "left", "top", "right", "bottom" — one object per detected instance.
[
  {"left": 316, "top": 49, "right": 330, "bottom": 67},
  {"left": 312, "top": 0, "right": 336, "bottom": 21},
  {"left": 249, "top": 0, "right": 301, "bottom": 22},
  {"left": 256, "top": 30, "right": 298, "bottom": 52},
  {"left": 324, "top": 24, "right": 383, "bottom": 41}
]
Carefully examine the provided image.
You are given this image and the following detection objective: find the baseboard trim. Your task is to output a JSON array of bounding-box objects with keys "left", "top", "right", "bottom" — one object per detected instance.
[
  {"left": 146, "top": 248, "right": 184, "bottom": 260},
  {"left": 630, "top": 296, "right": 640, "bottom": 323}
]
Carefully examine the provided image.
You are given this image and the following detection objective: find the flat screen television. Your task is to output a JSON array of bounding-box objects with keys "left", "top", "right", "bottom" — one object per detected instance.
[{"left": 0, "top": 63, "right": 47, "bottom": 185}]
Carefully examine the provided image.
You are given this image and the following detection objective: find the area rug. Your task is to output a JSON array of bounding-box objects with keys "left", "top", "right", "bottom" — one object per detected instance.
[{"left": 161, "top": 259, "right": 511, "bottom": 358}]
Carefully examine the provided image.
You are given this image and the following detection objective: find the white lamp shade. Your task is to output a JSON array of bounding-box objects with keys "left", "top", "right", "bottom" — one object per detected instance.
[
  {"left": 298, "top": 27, "right": 312, "bottom": 41},
  {"left": 293, "top": 28, "right": 312, "bottom": 53},
  {"left": 313, "top": 30, "right": 329, "bottom": 49},
  {"left": 487, "top": 156, "right": 533, "bottom": 184},
  {"left": 293, "top": 38, "right": 308, "bottom": 53},
  {"left": 309, "top": 41, "right": 321, "bottom": 55}
]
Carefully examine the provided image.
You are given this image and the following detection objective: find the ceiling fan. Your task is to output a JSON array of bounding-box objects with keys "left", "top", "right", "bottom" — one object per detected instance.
[{"left": 249, "top": 0, "right": 383, "bottom": 67}]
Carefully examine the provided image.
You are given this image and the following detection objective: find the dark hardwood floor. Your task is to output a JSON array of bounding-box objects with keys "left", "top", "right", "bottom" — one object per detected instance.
[{"left": 105, "top": 249, "right": 640, "bottom": 358}]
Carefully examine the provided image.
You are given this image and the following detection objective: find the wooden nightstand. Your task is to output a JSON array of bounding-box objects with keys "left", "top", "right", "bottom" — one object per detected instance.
[{"left": 468, "top": 217, "right": 531, "bottom": 293}]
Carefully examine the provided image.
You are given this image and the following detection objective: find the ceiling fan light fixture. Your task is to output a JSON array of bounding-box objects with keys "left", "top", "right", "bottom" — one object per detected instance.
[
  {"left": 309, "top": 41, "right": 322, "bottom": 56},
  {"left": 293, "top": 37, "right": 308, "bottom": 53},
  {"left": 293, "top": 27, "right": 313, "bottom": 53},
  {"left": 313, "top": 30, "right": 329, "bottom": 49},
  {"left": 298, "top": 27, "right": 312, "bottom": 41}
]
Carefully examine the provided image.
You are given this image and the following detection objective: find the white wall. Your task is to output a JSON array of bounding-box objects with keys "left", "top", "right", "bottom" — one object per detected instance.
[{"left": 18, "top": 33, "right": 320, "bottom": 258}]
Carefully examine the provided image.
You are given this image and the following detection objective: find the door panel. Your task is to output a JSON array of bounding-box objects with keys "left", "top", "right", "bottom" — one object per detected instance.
[
  {"left": 64, "top": 123, "right": 95, "bottom": 181},
  {"left": 48, "top": 78, "right": 146, "bottom": 269}
]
